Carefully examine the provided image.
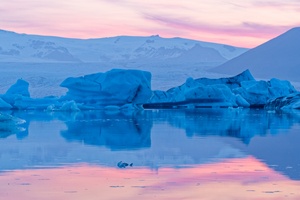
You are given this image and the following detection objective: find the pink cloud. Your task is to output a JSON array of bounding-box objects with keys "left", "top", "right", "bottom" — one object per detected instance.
[
  {"left": 142, "top": 12, "right": 299, "bottom": 47},
  {"left": 143, "top": 13, "right": 293, "bottom": 37},
  {"left": 253, "top": 0, "right": 300, "bottom": 9}
]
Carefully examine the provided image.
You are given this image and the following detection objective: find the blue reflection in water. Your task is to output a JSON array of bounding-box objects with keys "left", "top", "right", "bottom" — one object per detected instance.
[
  {"left": 61, "top": 111, "right": 153, "bottom": 150},
  {"left": 0, "top": 109, "right": 300, "bottom": 180},
  {"left": 156, "top": 109, "right": 299, "bottom": 142}
]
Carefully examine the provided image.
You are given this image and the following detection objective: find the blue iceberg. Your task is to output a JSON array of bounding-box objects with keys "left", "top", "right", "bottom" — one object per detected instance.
[
  {"left": 60, "top": 69, "right": 152, "bottom": 109},
  {"left": 0, "top": 69, "right": 297, "bottom": 110},
  {"left": 146, "top": 70, "right": 297, "bottom": 108}
]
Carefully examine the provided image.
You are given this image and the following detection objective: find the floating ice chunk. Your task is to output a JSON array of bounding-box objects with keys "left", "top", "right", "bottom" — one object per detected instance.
[
  {"left": 0, "top": 98, "right": 12, "bottom": 109},
  {"left": 148, "top": 71, "right": 254, "bottom": 108},
  {"left": 185, "top": 84, "right": 237, "bottom": 106},
  {"left": 265, "top": 93, "right": 300, "bottom": 110},
  {"left": 5, "top": 79, "right": 30, "bottom": 97},
  {"left": 47, "top": 101, "right": 81, "bottom": 112},
  {"left": 194, "top": 69, "right": 255, "bottom": 89},
  {"left": 60, "top": 69, "right": 152, "bottom": 108},
  {"left": 148, "top": 70, "right": 297, "bottom": 108},
  {"left": 234, "top": 79, "right": 297, "bottom": 106},
  {"left": 268, "top": 78, "right": 297, "bottom": 98},
  {"left": 13, "top": 96, "right": 60, "bottom": 110},
  {"left": 120, "top": 103, "right": 143, "bottom": 110},
  {"left": 60, "top": 100, "right": 80, "bottom": 112},
  {"left": 104, "top": 105, "right": 121, "bottom": 110},
  {"left": 240, "top": 80, "right": 269, "bottom": 95},
  {"left": 235, "top": 94, "right": 250, "bottom": 107},
  {"left": 1, "top": 79, "right": 30, "bottom": 106},
  {"left": 233, "top": 83, "right": 269, "bottom": 106},
  {"left": 46, "top": 104, "right": 56, "bottom": 111}
]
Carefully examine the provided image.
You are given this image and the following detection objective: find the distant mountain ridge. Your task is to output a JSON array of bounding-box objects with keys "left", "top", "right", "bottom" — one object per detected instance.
[
  {"left": 0, "top": 29, "right": 248, "bottom": 67},
  {"left": 212, "top": 27, "right": 300, "bottom": 82}
]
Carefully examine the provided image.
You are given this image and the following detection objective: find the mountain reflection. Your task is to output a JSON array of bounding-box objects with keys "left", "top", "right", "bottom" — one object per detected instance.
[{"left": 60, "top": 110, "right": 153, "bottom": 150}]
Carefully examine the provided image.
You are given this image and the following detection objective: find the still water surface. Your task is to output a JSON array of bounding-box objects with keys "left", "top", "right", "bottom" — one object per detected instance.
[{"left": 0, "top": 109, "right": 300, "bottom": 199}]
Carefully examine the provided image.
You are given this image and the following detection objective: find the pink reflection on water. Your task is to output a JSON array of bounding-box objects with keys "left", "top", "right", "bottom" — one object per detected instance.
[{"left": 0, "top": 156, "right": 299, "bottom": 200}]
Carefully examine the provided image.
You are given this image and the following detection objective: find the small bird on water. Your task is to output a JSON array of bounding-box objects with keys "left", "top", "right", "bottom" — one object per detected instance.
[{"left": 117, "top": 161, "right": 133, "bottom": 168}]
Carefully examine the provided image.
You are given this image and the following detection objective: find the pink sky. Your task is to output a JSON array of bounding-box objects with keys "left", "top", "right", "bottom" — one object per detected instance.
[{"left": 1, "top": 0, "right": 300, "bottom": 48}]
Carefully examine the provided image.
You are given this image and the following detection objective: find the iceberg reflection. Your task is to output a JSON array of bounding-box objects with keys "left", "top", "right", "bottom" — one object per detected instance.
[
  {"left": 59, "top": 109, "right": 300, "bottom": 148},
  {"left": 155, "top": 108, "right": 300, "bottom": 143},
  {"left": 61, "top": 111, "right": 152, "bottom": 150},
  {"left": 0, "top": 109, "right": 300, "bottom": 181},
  {"left": 0, "top": 112, "right": 27, "bottom": 139}
]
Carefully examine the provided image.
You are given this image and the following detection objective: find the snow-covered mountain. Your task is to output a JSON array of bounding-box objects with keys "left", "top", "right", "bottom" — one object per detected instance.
[
  {"left": 212, "top": 27, "right": 300, "bottom": 82},
  {"left": 0, "top": 29, "right": 247, "bottom": 67},
  {"left": 0, "top": 29, "right": 249, "bottom": 97}
]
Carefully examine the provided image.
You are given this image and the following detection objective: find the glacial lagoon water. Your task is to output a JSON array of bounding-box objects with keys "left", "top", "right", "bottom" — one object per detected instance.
[{"left": 0, "top": 108, "right": 300, "bottom": 199}]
